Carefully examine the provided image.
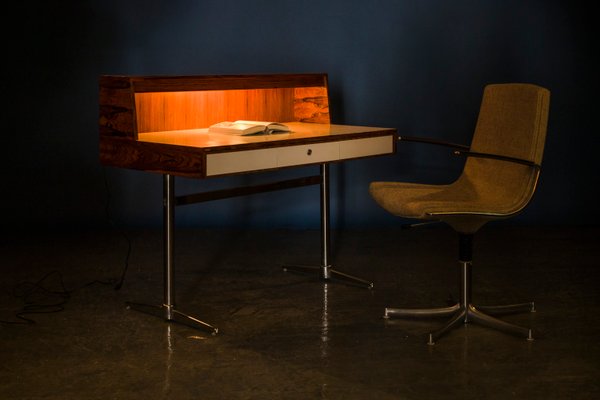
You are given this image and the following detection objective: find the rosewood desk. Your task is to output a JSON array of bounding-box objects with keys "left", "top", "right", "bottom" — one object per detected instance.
[{"left": 99, "top": 73, "right": 396, "bottom": 333}]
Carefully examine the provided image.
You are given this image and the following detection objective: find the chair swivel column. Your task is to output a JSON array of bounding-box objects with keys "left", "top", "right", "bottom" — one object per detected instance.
[
  {"left": 459, "top": 233, "right": 473, "bottom": 323},
  {"left": 385, "top": 231, "right": 535, "bottom": 344}
]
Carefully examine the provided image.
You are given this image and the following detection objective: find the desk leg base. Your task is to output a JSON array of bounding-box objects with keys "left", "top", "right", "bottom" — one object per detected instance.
[
  {"left": 126, "top": 301, "right": 218, "bottom": 335},
  {"left": 282, "top": 264, "right": 374, "bottom": 289}
]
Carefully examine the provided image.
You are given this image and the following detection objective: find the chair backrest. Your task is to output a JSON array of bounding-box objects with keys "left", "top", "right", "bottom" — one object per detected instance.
[
  {"left": 470, "top": 83, "right": 550, "bottom": 165},
  {"left": 452, "top": 83, "right": 550, "bottom": 219}
]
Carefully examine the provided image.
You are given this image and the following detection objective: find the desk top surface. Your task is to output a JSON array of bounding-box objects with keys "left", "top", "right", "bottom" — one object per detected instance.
[
  {"left": 138, "top": 122, "right": 395, "bottom": 151},
  {"left": 102, "top": 122, "right": 396, "bottom": 178}
]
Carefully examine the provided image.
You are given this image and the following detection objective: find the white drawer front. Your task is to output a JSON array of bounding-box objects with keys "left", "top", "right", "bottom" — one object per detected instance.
[
  {"left": 206, "top": 148, "right": 277, "bottom": 176},
  {"left": 277, "top": 142, "right": 339, "bottom": 168},
  {"left": 339, "top": 136, "right": 394, "bottom": 159},
  {"left": 206, "top": 134, "right": 394, "bottom": 176}
]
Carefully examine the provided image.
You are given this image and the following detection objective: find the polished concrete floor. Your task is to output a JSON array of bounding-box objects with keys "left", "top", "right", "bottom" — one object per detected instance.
[{"left": 1, "top": 225, "right": 599, "bottom": 399}]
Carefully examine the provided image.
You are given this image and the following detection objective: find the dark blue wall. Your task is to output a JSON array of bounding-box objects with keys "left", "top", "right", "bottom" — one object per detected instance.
[{"left": 4, "top": 0, "right": 596, "bottom": 231}]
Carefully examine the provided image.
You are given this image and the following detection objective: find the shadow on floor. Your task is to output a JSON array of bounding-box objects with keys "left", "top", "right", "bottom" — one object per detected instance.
[{"left": 1, "top": 225, "right": 598, "bottom": 399}]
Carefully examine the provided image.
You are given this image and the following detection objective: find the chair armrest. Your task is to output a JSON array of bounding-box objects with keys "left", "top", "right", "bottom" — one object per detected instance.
[
  {"left": 398, "top": 135, "right": 470, "bottom": 151},
  {"left": 398, "top": 136, "right": 538, "bottom": 168},
  {"left": 452, "top": 149, "right": 540, "bottom": 168}
]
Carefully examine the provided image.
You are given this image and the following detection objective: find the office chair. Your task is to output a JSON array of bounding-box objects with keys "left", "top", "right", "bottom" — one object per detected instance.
[{"left": 369, "top": 83, "right": 550, "bottom": 345}]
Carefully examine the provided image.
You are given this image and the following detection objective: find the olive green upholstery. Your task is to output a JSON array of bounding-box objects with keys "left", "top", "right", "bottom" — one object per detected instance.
[
  {"left": 370, "top": 83, "right": 551, "bottom": 344},
  {"left": 370, "top": 83, "right": 550, "bottom": 234}
]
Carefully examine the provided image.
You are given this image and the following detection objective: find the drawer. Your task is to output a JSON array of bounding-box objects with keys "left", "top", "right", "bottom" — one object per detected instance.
[
  {"left": 205, "top": 134, "right": 394, "bottom": 176},
  {"left": 339, "top": 136, "right": 394, "bottom": 159},
  {"left": 206, "top": 148, "right": 277, "bottom": 176},
  {"left": 277, "top": 142, "right": 339, "bottom": 168},
  {"left": 206, "top": 142, "right": 339, "bottom": 176}
]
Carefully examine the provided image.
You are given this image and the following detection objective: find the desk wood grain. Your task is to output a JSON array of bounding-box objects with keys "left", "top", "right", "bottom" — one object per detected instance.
[{"left": 100, "top": 123, "right": 396, "bottom": 178}]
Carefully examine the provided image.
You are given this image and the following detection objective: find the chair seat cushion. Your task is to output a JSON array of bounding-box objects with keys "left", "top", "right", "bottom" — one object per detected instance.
[{"left": 369, "top": 178, "right": 518, "bottom": 234}]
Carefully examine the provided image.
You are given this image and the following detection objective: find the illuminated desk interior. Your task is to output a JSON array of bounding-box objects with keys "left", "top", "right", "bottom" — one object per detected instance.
[{"left": 99, "top": 73, "right": 397, "bottom": 333}]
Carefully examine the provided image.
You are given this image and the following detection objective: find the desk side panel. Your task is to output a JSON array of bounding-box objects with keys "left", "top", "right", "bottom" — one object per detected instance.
[
  {"left": 100, "top": 137, "right": 206, "bottom": 178},
  {"left": 99, "top": 76, "right": 137, "bottom": 139},
  {"left": 294, "top": 87, "right": 329, "bottom": 123}
]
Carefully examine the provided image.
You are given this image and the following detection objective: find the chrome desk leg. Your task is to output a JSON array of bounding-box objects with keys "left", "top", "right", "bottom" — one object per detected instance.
[
  {"left": 283, "top": 163, "right": 373, "bottom": 289},
  {"left": 127, "top": 174, "right": 218, "bottom": 335}
]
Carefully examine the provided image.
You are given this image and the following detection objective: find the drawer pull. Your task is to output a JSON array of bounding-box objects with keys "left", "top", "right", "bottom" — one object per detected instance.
[{"left": 307, "top": 149, "right": 312, "bottom": 155}]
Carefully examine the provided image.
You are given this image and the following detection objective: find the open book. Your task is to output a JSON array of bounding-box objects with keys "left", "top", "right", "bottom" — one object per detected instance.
[{"left": 208, "top": 120, "right": 290, "bottom": 136}]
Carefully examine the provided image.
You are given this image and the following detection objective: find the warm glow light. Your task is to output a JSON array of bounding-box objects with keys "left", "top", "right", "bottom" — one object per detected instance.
[{"left": 135, "top": 87, "right": 329, "bottom": 134}]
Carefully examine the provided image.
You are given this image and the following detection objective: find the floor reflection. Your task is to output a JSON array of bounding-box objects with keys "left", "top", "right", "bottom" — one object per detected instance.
[
  {"left": 163, "top": 324, "right": 173, "bottom": 396},
  {"left": 320, "top": 283, "right": 329, "bottom": 360}
]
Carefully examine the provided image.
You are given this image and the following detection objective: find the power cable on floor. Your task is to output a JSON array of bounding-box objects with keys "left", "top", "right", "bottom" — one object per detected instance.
[
  {"left": 103, "top": 167, "right": 132, "bottom": 291},
  {"left": 0, "top": 169, "right": 133, "bottom": 325}
]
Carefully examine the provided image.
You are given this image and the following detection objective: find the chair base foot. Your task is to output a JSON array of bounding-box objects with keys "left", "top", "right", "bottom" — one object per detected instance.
[
  {"left": 385, "top": 301, "right": 535, "bottom": 344},
  {"left": 283, "top": 264, "right": 374, "bottom": 289}
]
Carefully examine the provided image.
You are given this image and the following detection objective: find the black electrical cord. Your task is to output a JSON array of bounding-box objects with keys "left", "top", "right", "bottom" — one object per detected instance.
[
  {"left": 1, "top": 270, "right": 71, "bottom": 324},
  {"left": 0, "top": 270, "right": 121, "bottom": 325},
  {"left": 103, "top": 168, "right": 132, "bottom": 291},
  {"left": 0, "top": 169, "right": 132, "bottom": 325}
]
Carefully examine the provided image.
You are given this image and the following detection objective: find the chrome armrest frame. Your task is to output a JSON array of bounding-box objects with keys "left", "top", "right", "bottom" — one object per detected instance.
[
  {"left": 398, "top": 135, "right": 470, "bottom": 151},
  {"left": 452, "top": 149, "right": 540, "bottom": 169},
  {"left": 398, "top": 135, "right": 540, "bottom": 169}
]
